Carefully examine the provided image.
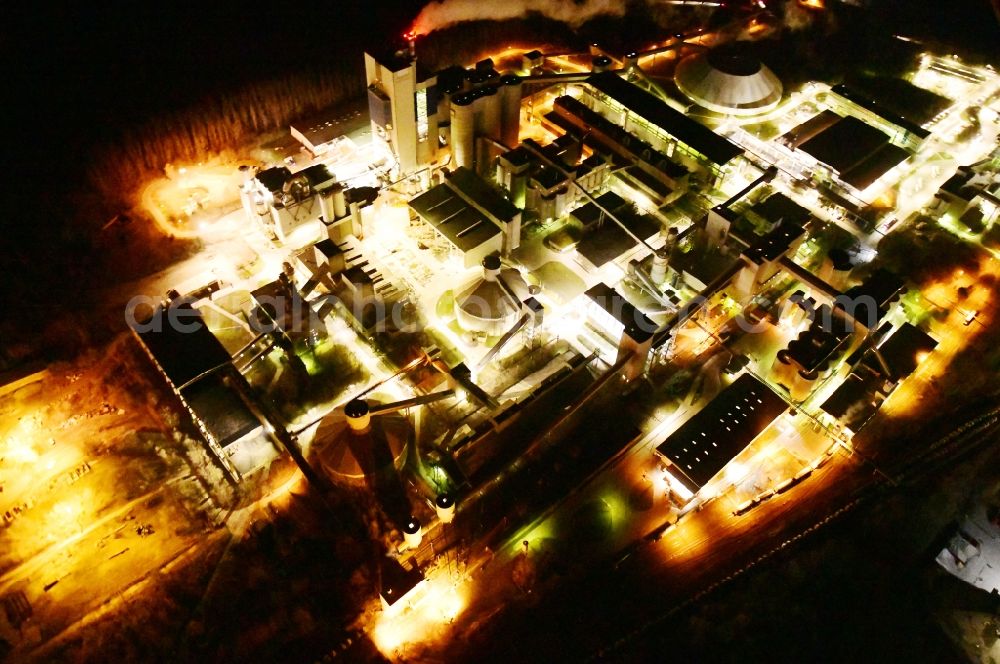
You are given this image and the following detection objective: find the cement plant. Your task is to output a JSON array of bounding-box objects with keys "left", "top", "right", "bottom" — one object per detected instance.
[{"left": 4, "top": 0, "right": 1000, "bottom": 661}]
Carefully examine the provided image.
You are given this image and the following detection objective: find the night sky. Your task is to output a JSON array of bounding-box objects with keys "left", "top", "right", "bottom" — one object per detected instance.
[{"left": 10, "top": 2, "right": 420, "bottom": 183}]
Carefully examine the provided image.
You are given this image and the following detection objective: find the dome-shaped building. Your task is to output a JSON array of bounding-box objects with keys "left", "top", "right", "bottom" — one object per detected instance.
[
  {"left": 454, "top": 255, "right": 529, "bottom": 337},
  {"left": 674, "top": 48, "right": 783, "bottom": 117},
  {"left": 308, "top": 395, "right": 409, "bottom": 484}
]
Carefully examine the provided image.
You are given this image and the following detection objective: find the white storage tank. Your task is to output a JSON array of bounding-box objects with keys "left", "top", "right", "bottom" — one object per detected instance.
[
  {"left": 403, "top": 517, "right": 423, "bottom": 548},
  {"left": 435, "top": 493, "right": 456, "bottom": 523}
]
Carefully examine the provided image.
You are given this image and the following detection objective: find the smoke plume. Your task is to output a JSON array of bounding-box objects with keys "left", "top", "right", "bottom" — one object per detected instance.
[{"left": 412, "top": 0, "right": 630, "bottom": 35}]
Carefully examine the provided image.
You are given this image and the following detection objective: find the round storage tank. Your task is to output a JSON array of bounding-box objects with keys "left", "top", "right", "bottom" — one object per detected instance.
[
  {"left": 591, "top": 55, "right": 612, "bottom": 73},
  {"left": 310, "top": 396, "right": 408, "bottom": 485},
  {"left": 454, "top": 257, "right": 520, "bottom": 336}
]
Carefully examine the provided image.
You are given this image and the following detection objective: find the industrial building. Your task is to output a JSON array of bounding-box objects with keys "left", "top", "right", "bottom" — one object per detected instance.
[
  {"left": 408, "top": 166, "right": 522, "bottom": 267},
  {"left": 130, "top": 300, "right": 280, "bottom": 481},
  {"left": 582, "top": 282, "right": 656, "bottom": 380},
  {"left": 655, "top": 374, "right": 788, "bottom": 499},
  {"left": 827, "top": 83, "right": 929, "bottom": 152},
  {"left": 365, "top": 45, "right": 440, "bottom": 176},
  {"left": 785, "top": 111, "right": 912, "bottom": 194},
  {"left": 819, "top": 321, "right": 937, "bottom": 435},
  {"left": 364, "top": 44, "right": 523, "bottom": 178},
  {"left": 290, "top": 114, "right": 350, "bottom": 158},
  {"left": 933, "top": 161, "right": 1000, "bottom": 232},
  {"left": 548, "top": 94, "right": 690, "bottom": 206},
  {"left": 570, "top": 192, "right": 661, "bottom": 271},
  {"left": 580, "top": 71, "right": 745, "bottom": 183},
  {"left": 240, "top": 163, "right": 366, "bottom": 242},
  {"left": 496, "top": 137, "right": 612, "bottom": 222}
]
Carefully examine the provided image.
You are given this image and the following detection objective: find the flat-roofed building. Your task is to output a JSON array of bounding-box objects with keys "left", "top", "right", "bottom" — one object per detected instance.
[
  {"left": 793, "top": 113, "right": 911, "bottom": 194},
  {"left": 655, "top": 374, "right": 787, "bottom": 499},
  {"left": 835, "top": 268, "right": 906, "bottom": 332},
  {"left": 582, "top": 72, "right": 744, "bottom": 184},
  {"left": 549, "top": 94, "right": 689, "bottom": 205},
  {"left": 583, "top": 282, "right": 656, "bottom": 380},
  {"left": 732, "top": 221, "right": 806, "bottom": 299},
  {"left": 569, "top": 191, "right": 661, "bottom": 271},
  {"left": 828, "top": 83, "right": 929, "bottom": 151},
  {"left": 820, "top": 322, "right": 937, "bottom": 435},
  {"left": 250, "top": 275, "right": 325, "bottom": 344},
  {"left": 130, "top": 300, "right": 279, "bottom": 480},
  {"left": 290, "top": 113, "right": 350, "bottom": 157},
  {"left": 875, "top": 321, "right": 937, "bottom": 380},
  {"left": 379, "top": 556, "right": 425, "bottom": 609}
]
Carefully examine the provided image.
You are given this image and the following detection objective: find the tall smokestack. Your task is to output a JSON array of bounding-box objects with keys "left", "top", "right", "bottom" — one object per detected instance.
[{"left": 405, "top": 29, "right": 417, "bottom": 59}]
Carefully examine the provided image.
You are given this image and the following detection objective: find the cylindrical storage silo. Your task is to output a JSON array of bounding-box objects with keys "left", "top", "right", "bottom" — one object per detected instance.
[
  {"left": 827, "top": 248, "right": 853, "bottom": 291},
  {"left": 438, "top": 85, "right": 458, "bottom": 121},
  {"left": 651, "top": 249, "right": 669, "bottom": 284},
  {"left": 482, "top": 254, "right": 501, "bottom": 281},
  {"left": 451, "top": 93, "right": 476, "bottom": 169},
  {"left": 403, "top": 517, "right": 423, "bottom": 548},
  {"left": 499, "top": 74, "right": 522, "bottom": 148},
  {"left": 538, "top": 193, "right": 556, "bottom": 223},
  {"left": 591, "top": 55, "right": 612, "bottom": 73},
  {"left": 478, "top": 86, "right": 501, "bottom": 142},
  {"left": 331, "top": 183, "right": 347, "bottom": 219},
  {"left": 435, "top": 494, "right": 456, "bottom": 523},
  {"left": 344, "top": 399, "right": 371, "bottom": 432}
]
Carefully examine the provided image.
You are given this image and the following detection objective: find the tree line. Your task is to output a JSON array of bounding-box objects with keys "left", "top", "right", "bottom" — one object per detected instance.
[{"left": 87, "top": 66, "right": 365, "bottom": 211}]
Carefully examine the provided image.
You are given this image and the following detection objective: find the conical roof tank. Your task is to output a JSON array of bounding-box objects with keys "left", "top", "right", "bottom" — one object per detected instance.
[
  {"left": 454, "top": 255, "right": 522, "bottom": 336},
  {"left": 310, "top": 396, "right": 408, "bottom": 484},
  {"left": 674, "top": 47, "right": 782, "bottom": 117}
]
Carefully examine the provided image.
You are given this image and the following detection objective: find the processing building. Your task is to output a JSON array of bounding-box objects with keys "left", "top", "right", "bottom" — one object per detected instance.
[
  {"left": 130, "top": 300, "right": 280, "bottom": 481},
  {"left": 408, "top": 166, "right": 522, "bottom": 267},
  {"left": 365, "top": 46, "right": 440, "bottom": 176},
  {"left": 364, "top": 43, "right": 523, "bottom": 178},
  {"left": 580, "top": 71, "right": 746, "bottom": 184},
  {"left": 240, "top": 164, "right": 365, "bottom": 243}
]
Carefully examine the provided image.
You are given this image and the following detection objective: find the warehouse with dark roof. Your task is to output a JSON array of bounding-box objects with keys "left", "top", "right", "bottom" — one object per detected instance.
[
  {"left": 792, "top": 113, "right": 911, "bottom": 192},
  {"left": 655, "top": 374, "right": 787, "bottom": 496}
]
